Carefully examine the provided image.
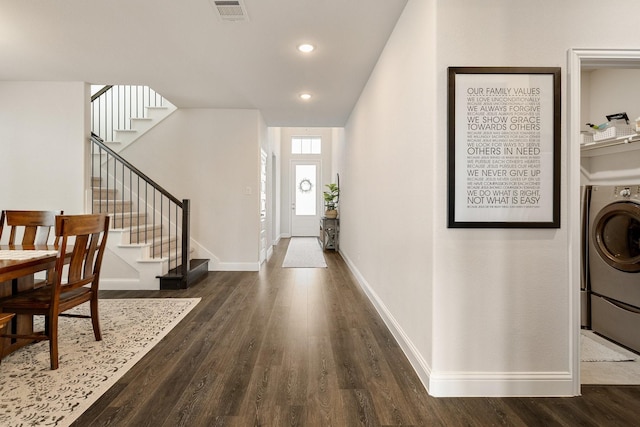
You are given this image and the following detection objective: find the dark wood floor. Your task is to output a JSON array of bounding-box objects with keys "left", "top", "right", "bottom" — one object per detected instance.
[{"left": 73, "top": 239, "right": 640, "bottom": 426}]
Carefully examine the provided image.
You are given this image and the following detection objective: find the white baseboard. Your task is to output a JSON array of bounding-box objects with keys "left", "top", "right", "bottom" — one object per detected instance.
[
  {"left": 212, "top": 261, "right": 260, "bottom": 272},
  {"left": 339, "top": 249, "right": 433, "bottom": 393},
  {"left": 428, "top": 371, "right": 574, "bottom": 397},
  {"left": 339, "top": 249, "right": 576, "bottom": 397}
]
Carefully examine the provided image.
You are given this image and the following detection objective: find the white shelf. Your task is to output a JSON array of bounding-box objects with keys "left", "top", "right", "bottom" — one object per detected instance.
[{"left": 580, "top": 133, "right": 640, "bottom": 157}]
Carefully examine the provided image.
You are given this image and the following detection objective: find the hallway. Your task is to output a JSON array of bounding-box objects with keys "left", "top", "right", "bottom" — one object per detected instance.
[{"left": 76, "top": 239, "right": 640, "bottom": 426}]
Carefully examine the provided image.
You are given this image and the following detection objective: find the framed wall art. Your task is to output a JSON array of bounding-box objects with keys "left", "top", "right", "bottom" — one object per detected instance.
[{"left": 447, "top": 67, "right": 561, "bottom": 228}]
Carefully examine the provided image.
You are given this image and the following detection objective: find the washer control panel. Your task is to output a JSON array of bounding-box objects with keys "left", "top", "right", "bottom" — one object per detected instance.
[
  {"left": 613, "top": 185, "right": 640, "bottom": 200},
  {"left": 591, "top": 185, "right": 640, "bottom": 202}
]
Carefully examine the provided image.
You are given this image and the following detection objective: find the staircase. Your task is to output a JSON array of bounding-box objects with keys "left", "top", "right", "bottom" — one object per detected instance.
[
  {"left": 91, "top": 144, "right": 208, "bottom": 290},
  {"left": 90, "top": 85, "right": 208, "bottom": 290},
  {"left": 91, "top": 177, "right": 173, "bottom": 260},
  {"left": 91, "top": 85, "right": 177, "bottom": 152}
]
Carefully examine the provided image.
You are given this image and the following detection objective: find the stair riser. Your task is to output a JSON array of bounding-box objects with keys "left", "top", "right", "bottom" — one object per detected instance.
[
  {"left": 132, "top": 235, "right": 178, "bottom": 248},
  {"left": 128, "top": 227, "right": 165, "bottom": 243},
  {"left": 109, "top": 213, "right": 148, "bottom": 229},
  {"left": 150, "top": 241, "right": 180, "bottom": 257},
  {"left": 92, "top": 188, "right": 118, "bottom": 199},
  {"left": 93, "top": 201, "right": 133, "bottom": 214}
]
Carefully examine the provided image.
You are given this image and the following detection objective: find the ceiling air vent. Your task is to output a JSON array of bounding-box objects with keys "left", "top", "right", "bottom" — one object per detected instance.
[{"left": 211, "top": 0, "right": 249, "bottom": 22}]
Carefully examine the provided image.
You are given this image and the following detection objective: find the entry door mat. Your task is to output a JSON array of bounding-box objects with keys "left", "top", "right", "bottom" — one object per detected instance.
[
  {"left": 282, "top": 237, "right": 327, "bottom": 268},
  {"left": 0, "top": 298, "right": 200, "bottom": 427},
  {"left": 581, "top": 331, "right": 636, "bottom": 362}
]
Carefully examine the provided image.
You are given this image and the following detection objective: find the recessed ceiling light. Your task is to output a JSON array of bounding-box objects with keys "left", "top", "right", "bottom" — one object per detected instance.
[
  {"left": 300, "top": 93, "right": 312, "bottom": 100},
  {"left": 297, "top": 44, "right": 315, "bottom": 53}
]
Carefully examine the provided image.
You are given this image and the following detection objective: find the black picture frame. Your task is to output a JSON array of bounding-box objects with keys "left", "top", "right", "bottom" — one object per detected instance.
[{"left": 447, "top": 67, "right": 561, "bottom": 228}]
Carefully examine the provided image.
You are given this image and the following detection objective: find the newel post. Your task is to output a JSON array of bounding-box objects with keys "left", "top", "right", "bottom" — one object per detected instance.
[{"left": 181, "top": 199, "right": 190, "bottom": 277}]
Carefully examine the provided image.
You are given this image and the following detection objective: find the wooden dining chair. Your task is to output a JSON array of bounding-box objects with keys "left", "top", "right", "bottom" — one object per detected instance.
[
  {"left": 0, "top": 210, "right": 64, "bottom": 288},
  {"left": 0, "top": 210, "right": 63, "bottom": 245},
  {"left": 0, "top": 214, "right": 110, "bottom": 370}
]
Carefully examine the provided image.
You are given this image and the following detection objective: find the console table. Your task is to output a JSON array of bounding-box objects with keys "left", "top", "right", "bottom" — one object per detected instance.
[{"left": 319, "top": 217, "right": 339, "bottom": 251}]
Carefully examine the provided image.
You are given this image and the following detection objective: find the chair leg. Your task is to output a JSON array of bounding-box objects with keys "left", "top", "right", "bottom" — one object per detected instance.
[
  {"left": 0, "top": 313, "right": 15, "bottom": 364},
  {"left": 90, "top": 295, "right": 101, "bottom": 341},
  {"left": 49, "top": 315, "right": 59, "bottom": 370}
]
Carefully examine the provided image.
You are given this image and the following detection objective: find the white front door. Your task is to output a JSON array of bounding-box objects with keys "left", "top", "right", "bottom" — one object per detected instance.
[{"left": 291, "top": 160, "right": 321, "bottom": 236}]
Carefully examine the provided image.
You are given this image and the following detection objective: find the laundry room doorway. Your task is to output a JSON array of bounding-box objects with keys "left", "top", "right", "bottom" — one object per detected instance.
[{"left": 570, "top": 48, "right": 640, "bottom": 387}]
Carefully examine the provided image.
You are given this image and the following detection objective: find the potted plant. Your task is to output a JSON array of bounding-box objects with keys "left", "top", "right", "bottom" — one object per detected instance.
[{"left": 323, "top": 183, "right": 339, "bottom": 218}]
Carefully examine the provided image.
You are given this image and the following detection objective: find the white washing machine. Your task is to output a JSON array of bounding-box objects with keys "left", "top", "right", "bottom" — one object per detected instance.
[{"left": 589, "top": 184, "right": 640, "bottom": 353}]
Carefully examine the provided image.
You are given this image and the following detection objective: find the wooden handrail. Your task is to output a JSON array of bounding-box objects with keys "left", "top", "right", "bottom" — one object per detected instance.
[
  {"left": 91, "top": 85, "right": 113, "bottom": 102},
  {"left": 91, "top": 133, "right": 182, "bottom": 206}
]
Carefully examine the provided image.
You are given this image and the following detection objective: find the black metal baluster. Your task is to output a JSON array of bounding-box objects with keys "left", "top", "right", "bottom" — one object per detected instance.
[
  {"left": 145, "top": 182, "right": 148, "bottom": 249},
  {"left": 158, "top": 190, "right": 161, "bottom": 260}
]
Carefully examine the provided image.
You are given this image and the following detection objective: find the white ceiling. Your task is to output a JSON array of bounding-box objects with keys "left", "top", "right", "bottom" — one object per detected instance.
[{"left": 0, "top": 0, "right": 408, "bottom": 127}]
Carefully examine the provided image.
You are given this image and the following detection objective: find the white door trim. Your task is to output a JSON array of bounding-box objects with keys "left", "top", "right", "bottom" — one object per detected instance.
[{"left": 567, "top": 48, "right": 640, "bottom": 395}]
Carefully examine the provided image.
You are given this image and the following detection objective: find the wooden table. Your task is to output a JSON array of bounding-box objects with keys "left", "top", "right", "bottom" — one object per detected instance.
[{"left": 0, "top": 245, "right": 61, "bottom": 356}]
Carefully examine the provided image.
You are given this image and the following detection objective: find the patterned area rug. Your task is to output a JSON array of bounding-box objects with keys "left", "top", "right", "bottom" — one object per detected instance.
[
  {"left": 0, "top": 298, "right": 200, "bottom": 427},
  {"left": 282, "top": 237, "right": 327, "bottom": 268}
]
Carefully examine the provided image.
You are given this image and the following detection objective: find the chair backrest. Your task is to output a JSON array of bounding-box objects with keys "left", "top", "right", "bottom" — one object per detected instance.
[
  {"left": 0, "top": 210, "right": 63, "bottom": 245},
  {"left": 53, "top": 214, "right": 110, "bottom": 294}
]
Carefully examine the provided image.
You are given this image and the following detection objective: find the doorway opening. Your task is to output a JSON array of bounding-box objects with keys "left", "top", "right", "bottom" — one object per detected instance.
[{"left": 569, "top": 49, "right": 640, "bottom": 388}]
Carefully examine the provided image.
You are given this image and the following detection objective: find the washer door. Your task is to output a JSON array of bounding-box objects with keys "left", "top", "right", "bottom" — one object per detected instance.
[{"left": 593, "top": 201, "right": 640, "bottom": 272}]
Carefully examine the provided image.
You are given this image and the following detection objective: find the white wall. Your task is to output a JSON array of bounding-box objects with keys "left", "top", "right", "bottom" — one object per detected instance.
[
  {"left": 340, "top": 0, "right": 436, "bottom": 391},
  {"left": 339, "top": 0, "right": 640, "bottom": 397},
  {"left": 587, "top": 69, "right": 640, "bottom": 129},
  {"left": 122, "top": 108, "right": 264, "bottom": 271},
  {"left": 0, "top": 82, "right": 87, "bottom": 214},
  {"left": 331, "top": 128, "right": 344, "bottom": 182}
]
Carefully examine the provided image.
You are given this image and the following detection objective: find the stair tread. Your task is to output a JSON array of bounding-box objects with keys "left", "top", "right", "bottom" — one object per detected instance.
[
  {"left": 107, "top": 212, "right": 147, "bottom": 218},
  {"left": 128, "top": 224, "right": 162, "bottom": 232},
  {"left": 93, "top": 200, "right": 129, "bottom": 204},
  {"left": 162, "top": 258, "right": 209, "bottom": 277}
]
